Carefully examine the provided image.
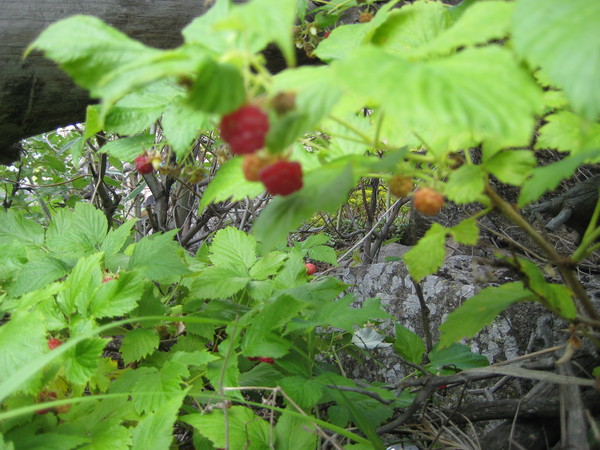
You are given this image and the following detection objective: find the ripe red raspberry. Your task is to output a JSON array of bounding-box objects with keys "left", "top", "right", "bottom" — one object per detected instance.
[
  {"left": 36, "top": 391, "right": 57, "bottom": 415},
  {"left": 259, "top": 160, "right": 303, "bottom": 196},
  {"left": 48, "top": 338, "right": 62, "bottom": 350},
  {"left": 389, "top": 176, "right": 413, "bottom": 198},
  {"left": 258, "top": 357, "right": 275, "bottom": 364},
  {"left": 242, "top": 154, "right": 273, "bottom": 182},
  {"left": 134, "top": 154, "right": 153, "bottom": 174},
  {"left": 219, "top": 105, "right": 269, "bottom": 155},
  {"left": 247, "top": 356, "right": 259, "bottom": 361},
  {"left": 305, "top": 263, "right": 317, "bottom": 275},
  {"left": 414, "top": 187, "right": 445, "bottom": 216}
]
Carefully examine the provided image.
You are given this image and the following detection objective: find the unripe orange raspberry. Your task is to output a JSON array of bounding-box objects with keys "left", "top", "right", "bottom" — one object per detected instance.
[
  {"left": 389, "top": 176, "right": 413, "bottom": 198},
  {"left": 242, "top": 154, "right": 273, "bottom": 182},
  {"left": 414, "top": 187, "right": 444, "bottom": 216}
]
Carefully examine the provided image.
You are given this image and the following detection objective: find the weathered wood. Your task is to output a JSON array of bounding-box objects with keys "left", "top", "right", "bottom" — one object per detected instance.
[{"left": 0, "top": 0, "right": 248, "bottom": 163}]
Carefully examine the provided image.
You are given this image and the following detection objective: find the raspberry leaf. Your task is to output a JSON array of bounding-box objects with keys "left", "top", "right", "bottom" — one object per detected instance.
[
  {"left": 120, "top": 328, "right": 160, "bottom": 365},
  {"left": 403, "top": 224, "right": 447, "bottom": 281}
]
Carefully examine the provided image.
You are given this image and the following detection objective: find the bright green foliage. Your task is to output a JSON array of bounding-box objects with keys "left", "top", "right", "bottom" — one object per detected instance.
[
  {"left": 394, "top": 323, "right": 425, "bottom": 365},
  {"left": 439, "top": 282, "right": 534, "bottom": 348},
  {"left": 404, "top": 224, "right": 447, "bottom": 281},
  {"left": 513, "top": 0, "right": 600, "bottom": 120},
  {"left": 182, "top": 406, "right": 271, "bottom": 449},
  {"left": 4, "top": 0, "right": 600, "bottom": 447},
  {"left": 427, "top": 343, "right": 489, "bottom": 373}
]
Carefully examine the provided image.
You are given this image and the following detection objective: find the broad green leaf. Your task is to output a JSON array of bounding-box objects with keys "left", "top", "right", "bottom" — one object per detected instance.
[
  {"left": 209, "top": 227, "right": 257, "bottom": 271},
  {"left": 393, "top": 323, "right": 425, "bottom": 365},
  {"left": 315, "top": 296, "right": 392, "bottom": 332},
  {"left": 104, "top": 79, "right": 182, "bottom": 134},
  {"left": 513, "top": 0, "right": 600, "bottom": 120},
  {"left": 132, "top": 363, "right": 185, "bottom": 414},
  {"left": 162, "top": 97, "right": 211, "bottom": 158},
  {"left": 57, "top": 253, "right": 103, "bottom": 316},
  {"left": 128, "top": 230, "right": 190, "bottom": 283},
  {"left": 183, "top": 0, "right": 232, "bottom": 52},
  {"left": 27, "top": 15, "right": 160, "bottom": 95},
  {"left": 89, "top": 358, "right": 118, "bottom": 392},
  {"left": 131, "top": 394, "right": 185, "bottom": 450},
  {"left": 0, "top": 311, "right": 46, "bottom": 387},
  {"left": 238, "top": 362, "right": 283, "bottom": 387},
  {"left": 198, "top": 158, "right": 265, "bottom": 213},
  {"left": 404, "top": 224, "right": 447, "bottom": 281},
  {"left": 274, "top": 411, "right": 318, "bottom": 450},
  {"left": 272, "top": 249, "right": 309, "bottom": 290},
  {"left": 438, "top": 282, "right": 533, "bottom": 348},
  {"left": 188, "top": 59, "right": 245, "bottom": 114},
  {"left": 190, "top": 266, "right": 251, "bottom": 299},
  {"left": 8, "top": 256, "right": 70, "bottom": 298},
  {"left": 253, "top": 163, "right": 355, "bottom": 252},
  {"left": 427, "top": 343, "right": 489, "bottom": 372},
  {"left": 249, "top": 252, "right": 288, "bottom": 280},
  {"left": 119, "top": 328, "right": 159, "bottom": 364},
  {"left": 314, "top": 24, "right": 370, "bottom": 62},
  {"left": 334, "top": 46, "right": 542, "bottom": 148},
  {"left": 401, "top": 1, "right": 514, "bottom": 58},
  {"left": 279, "top": 376, "right": 323, "bottom": 409},
  {"left": 297, "top": 233, "right": 331, "bottom": 248},
  {"left": 90, "top": 271, "right": 143, "bottom": 318},
  {"left": 242, "top": 294, "right": 309, "bottom": 339},
  {"left": 218, "top": 0, "right": 297, "bottom": 66},
  {"left": 99, "top": 219, "right": 136, "bottom": 254},
  {"left": 484, "top": 150, "right": 536, "bottom": 186},
  {"left": 181, "top": 406, "right": 270, "bottom": 450},
  {"left": 450, "top": 218, "right": 479, "bottom": 246},
  {"left": 100, "top": 134, "right": 155, "bottom": 162},
  {"left": 371, "top": 1, "right": 451, "bottom": 55},
  {"left": 64, "top": 338, "right": 108, "bottom": 385},
  {"left": 444, "top": 165, "right": 486, "bottom": 204},
  {"left": 518, "top": 150, "right": 600, "bottom": 206},
  {"left": 515, "top": 258, "right": 576, "bottom": 319},
  {"left": 308, "top": 246, "right": 338, "bottom": 266},
  {"left": 206, "top": 338, "right": 241, "bottom": 399},
  {"left": 5, "top": 433, "right": 88, "bottom": 450},
  {"left": 535, "top": 111, "right": 600, "bottom": 153},
  {"left": 0, "top": 210, "right": 45, "bottom": 247}
]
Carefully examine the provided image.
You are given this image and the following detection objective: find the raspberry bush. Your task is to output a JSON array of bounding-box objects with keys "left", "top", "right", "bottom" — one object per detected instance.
[{"left": 1, "top": 0, "right": 599, "bottom": 448}]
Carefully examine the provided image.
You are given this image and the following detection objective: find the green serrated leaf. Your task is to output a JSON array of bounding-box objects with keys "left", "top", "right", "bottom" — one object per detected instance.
[
  {"left": 120, "top": 328, "right": 160, "bottom": 364},
  {"left": 199, "top": 158, "right": 265, "bottom": 213},
  {"left": 182, "top": 406, "right": 270, "bottom": 449},
  {"left": 162, "top": 97, "right": 210, "bottom": 158},
  {"left": 100, "top": 220, "right": 136, "bottom": 254},
  {"left": 56, "top": 253, "right": 103, "bottom": 316},
  {"left": 485, "top": 150, "right": 536, "bottom": 186},
  {"left": 274, "top": 411, "right": 318, "bottom": 450},
  {"left": 280, "top": 376, "right": 323, "bottom": 409},
  {"left": 131, "top": 393, "right": 185, "bottom": 450},
  {"left": 209, "top": 227, "right": 257, "bottom": 271},
  {"left": 315, "top": 296, "right": 392, "bottom": 332},
  {"left": 238, "top": 362, "right": 283, "bottom": 387},
  {"left": 64, "top": 338, "right": 107, "bottom": 385},
  {"left": 450, "top": 218, "right": 479, "bottom": 246},
  {"left": 190, "top": 266, "right": 251, "bottom": 299},
  {"left": 518, "top": 149, "right": 600, "bottom": 206},
  {"left": 91, "top": 272, "right": 144, "bottom": 318},
  {"left": 0, "top": 210, "right": 45, "bottom": 247},
  {"left": 427, "top": 343, "right": 489, "bottom": 373},
  {"left": 404, "top": 223, "right": 447, "bottom": 281},
  {"left": 128, "top": 230, "right": 190, "bottom": 283},
  {"left": 535, "top": 111, "right": 600, "bottom": 153},
  {"left": 438, "top": 282, "right": 533, "bottom": 348},
  {"left": 8, "top": 256, "right": 70, "bottom": 298},
  {"left": 132, "top": 363, "right": 185, "bottom": 414},
  {"left": 100, "top": 134, "right": 155, "bottom": 162},
  {"left": 334, "top": 46, "right": 542, "bottom": 148},
  {"left": 445, "top": 165, "right": 487, "bottom": 204},
  {"left": 249, "top": 252, "right": 288, "bottom": 280},
  {"left": 513, "top": 0, "right": 600, "bottom": 120},
  {"left": 308, "top": 246, "right": 338, "bottom": 266},
  {"left": 393, "top": 323, "right": 425, "bottom": 365},
  {"left": 188, "top": 59, "right": 245, "bottom": 114},
  {"left": 27, "top": 15, "right": 160, "bottom": 95}
]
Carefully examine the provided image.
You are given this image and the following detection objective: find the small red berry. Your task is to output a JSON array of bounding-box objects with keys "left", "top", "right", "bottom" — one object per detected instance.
[
  {"left": 323, "top": 31, "right": 331, "bottom": 39},
  {"left": 48, "top": 338, "right": 62, "bottom": 350},
  {"left": 219, "top": 105, "right": 269, "bottom": 155},
  {"left": 414, "top": 187, "right": 445, "bottom": 216},
  {"left": 305, "top": 263, "right": 317, "bottom": 276},
  {"left": 389, "top": 175, "right": 413, "bottom": 198},
  {"left": 134, "top": 154, "right": 153, "bottom": 174},
  {"left": 247, "top": 356, "right": 259, "bottom": 361},
  {"left": 258, "top": 357, "right": 274, "bottom": 364},
  {"left": 259, "top": 160, "right": 303, "bottom": 196},
  {"left": 35, "top": 391, "right": 57, "bottom": 415}
]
